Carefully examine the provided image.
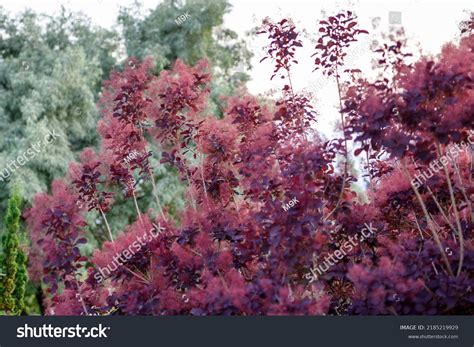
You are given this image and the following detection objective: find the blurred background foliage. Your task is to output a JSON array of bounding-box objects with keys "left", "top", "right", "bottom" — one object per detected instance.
[{"left": 0, "top": 0, "right": 252, "bottom": 314}]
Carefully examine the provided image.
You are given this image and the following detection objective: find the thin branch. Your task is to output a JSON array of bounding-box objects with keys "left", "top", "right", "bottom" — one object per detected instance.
[
  {"left": 410, "top": 157, "right": 457, "bottom": 234},
  {"left": 425, "top": 185, "right": 458, "bottom": 236},
  {"left": 131, "top": 189, "right": 143, "bottom": 224},
  {"left": 412, "top": 212, "right": 426, "bottom": 240},
  {"left": 148, "top": 167, "right": 168, "bottom": 222},
  {"left": 99, "top": 207, "right": 114, "bottom": 243},
  {"left": 200, "top": 153, "right": 210, "bottom": 210},
  {"left": 452, "top": 157, "right": 473, "bottom": 221},
  {"left": 435, "top": 143, "right": 464, "bottom": 276},
  {"left": 326, "top": 63, "right": 349, "bottom": 220},
  {"left": 401, "top": 159, "right": 454, "bottom": 276}
]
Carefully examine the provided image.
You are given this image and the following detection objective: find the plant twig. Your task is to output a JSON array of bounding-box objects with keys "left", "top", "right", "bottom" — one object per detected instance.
[
  {"left": 326, "top": 64, "right": 349, "bottom": 220},
  {"left": 452, "top": 157, "right": 473, "bottom": 222},
  {"left": 401, "top": 159, "right": 454, "bottom": 276},
  {"left": 435, "top": 143, "right": 464, "bottom": 276},
  {"left": 99, "top": 207, "right": 114, "bottom": 243},
  {"left": 131, "top": 189, "right": 143, "bottom": 224},
  {"left": 148, "top": 168, "right": 167, "bottom": 222}
]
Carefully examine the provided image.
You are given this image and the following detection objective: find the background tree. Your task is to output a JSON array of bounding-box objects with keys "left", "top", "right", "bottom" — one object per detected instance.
[{"left": 0, "top": 7, "right": 118, "bottom": 221}]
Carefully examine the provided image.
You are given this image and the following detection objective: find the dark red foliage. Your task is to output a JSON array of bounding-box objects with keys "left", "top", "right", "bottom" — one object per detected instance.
[
  {"left": 257, "top": 18, "right": 303, "bottom": 81},
  {"left": 347, "top": 34, "right": 474, "bottom": 163},
  {"left": 146, "top": 59, "right": 211, "bottom": 146},
  {"left": 459, "top": 12, "right": 473, "bottom": 36},
  {"left": 98, "top": 58, "right": 156, "bottom": 196},
  {"left": 312, "top": 11, "right": 368, "bottom": 76},
  {"left": 25, "top": 180, "right": 88, "bottom": 297},
  {"left": 71, "top": 149, "right": 113, "bottom": 212},
  {"left": 25, "top": 16, "right": 474, "bottom": 316}
]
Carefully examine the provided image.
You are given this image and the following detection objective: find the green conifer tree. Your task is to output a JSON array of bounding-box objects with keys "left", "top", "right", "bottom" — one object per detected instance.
[{"left": 0, "top": 190, "right": 27, "bottom": 315}]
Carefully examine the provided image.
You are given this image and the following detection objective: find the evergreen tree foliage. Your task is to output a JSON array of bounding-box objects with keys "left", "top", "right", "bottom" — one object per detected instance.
[
  {"left": 0, "top": 7, "right": 118, "bottom": 219},
  {"left": 0, "top": 189, "right": 27, "bottom": 315}
]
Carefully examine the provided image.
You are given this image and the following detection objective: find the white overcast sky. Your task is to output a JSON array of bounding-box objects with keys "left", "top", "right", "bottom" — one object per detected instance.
[{"left": 1, "top": 0, "right": 471, "bottom": 137}]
